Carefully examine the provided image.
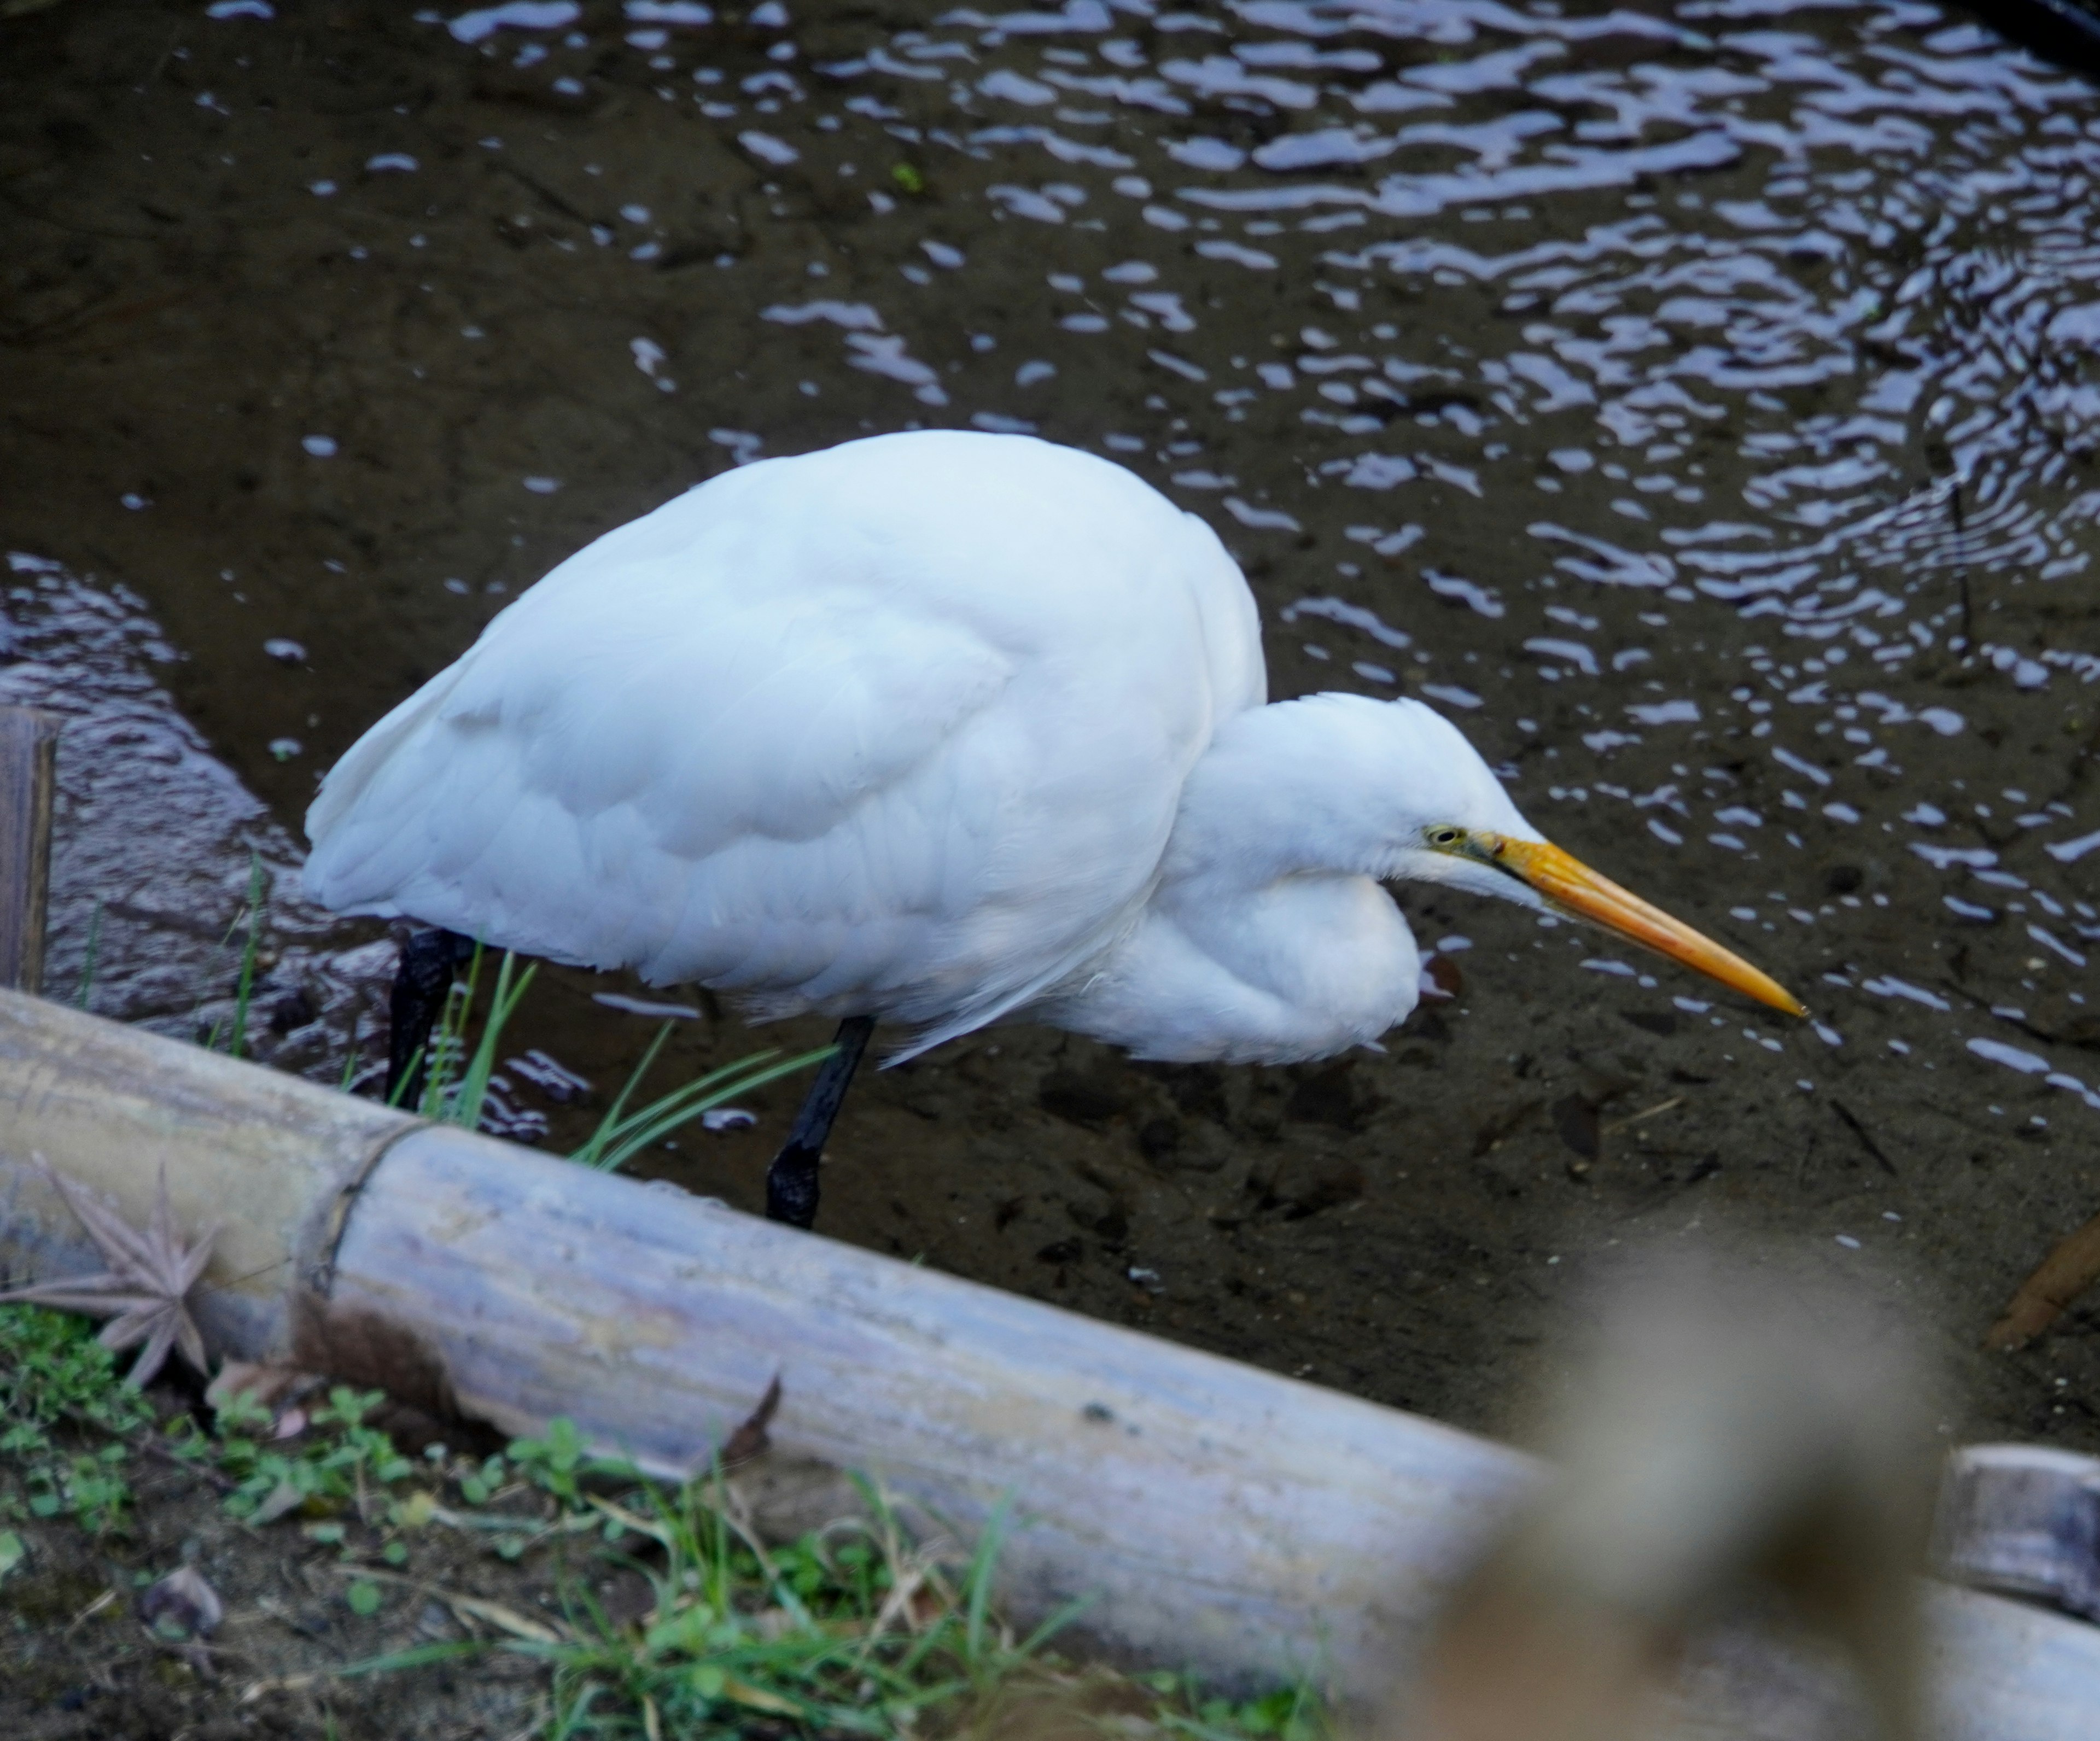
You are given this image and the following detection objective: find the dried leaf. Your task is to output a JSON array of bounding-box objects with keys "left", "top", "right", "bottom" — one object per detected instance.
[
  {"left": 868, "top": 1563, "right": 932, "bottom": 1641},
  {"left": 1986, "top": 1209, "right": 2100, "bottom": 1351},
  {"left": 721, "top": 1675, "right": 803, "bottom": 1716},
  {"left": 0, "top": 1156, "right": 219, "bottom": 1386},
  {"left": 247, "top": 1481, "right": 308, "bottom": 1528},
  {"left": 207, "top": 1360, "right": 325, "bottom": 1415},
  {"left": 325, "top": 1564, "right": 567, "bottom": 1643},
  {"left": 442, "top": 1592, "right": 563, "bottom": 1644},
  {"left": 241, "top": 1671, "right": 323, "bottom": 1705},
  {"left": 720, "top": 1372, "right": 783, "bottom": 1467}
]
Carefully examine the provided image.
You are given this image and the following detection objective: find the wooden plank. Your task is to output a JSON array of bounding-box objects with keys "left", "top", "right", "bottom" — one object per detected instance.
[{"left": 0, "top": 706, "right": 60, "bottom": 992}]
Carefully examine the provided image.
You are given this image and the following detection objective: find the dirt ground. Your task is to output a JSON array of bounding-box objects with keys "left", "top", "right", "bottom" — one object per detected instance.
[
  {"left": 9, "top": 0, "right": 2100, "bottom": 1725},
  {"left": 3, "top": 1391, "right": 553, "bottom": 1740}
]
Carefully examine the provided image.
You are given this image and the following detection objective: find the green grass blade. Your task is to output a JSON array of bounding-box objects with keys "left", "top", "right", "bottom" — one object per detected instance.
[
  {"left": 74, "top": 899, "right": 101, "bottom": 1008},
  {"left": 226, "top": 853, "right": 266, "bottom": 1060},
  {"left": 335, "top": 1639, "right": 489, "bottom": 1678},
  {"left": 584, "top": 1045, "right": 835, "bottom": 1173},
  {"left": 962, "top": 1491, "right": 1015, "bottom": 1667},
  {"left": 446, "top": 951, "right": 536, "bottom": 1130},
  {"left": 1014, "top": 1589, "right": 1095, "bottom": 1658},
  {"left": 570, "top": 1019, "right": 679, "bottom": 1169},
  {"left": 383, "top": 1043, "right": 423, "bottom": 1110}
]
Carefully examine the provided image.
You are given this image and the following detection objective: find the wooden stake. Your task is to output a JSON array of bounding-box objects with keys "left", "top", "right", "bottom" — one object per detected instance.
[{"left": 0, "top": 706, "right": 60, "bottom": 993}]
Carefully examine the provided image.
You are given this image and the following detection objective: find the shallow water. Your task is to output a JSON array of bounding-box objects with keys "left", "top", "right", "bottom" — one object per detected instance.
[{"left": 7, "top": 0, "right": 2100, "bottom": 1446}]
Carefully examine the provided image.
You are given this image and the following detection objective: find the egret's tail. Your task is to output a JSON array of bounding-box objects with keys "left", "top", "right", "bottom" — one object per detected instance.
[{"left": 301, "top": 661, "right": 474, "bottom": 915}]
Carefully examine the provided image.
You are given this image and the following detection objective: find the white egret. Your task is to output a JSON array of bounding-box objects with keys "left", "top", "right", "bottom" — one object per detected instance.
[{"left": 304, "top": 431, "right": 1802, "bottom": 1225}]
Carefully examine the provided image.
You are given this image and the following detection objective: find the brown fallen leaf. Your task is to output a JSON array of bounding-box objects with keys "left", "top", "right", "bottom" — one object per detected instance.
[
  {"left": 0, "top": 1155, "right": 220, "bottom": 1385},
  {"left": 1986, "top": 1208, "right": 2100, "bottom": 1351},
  {"left": 720, "top": 1372, "right": 783, "bottom": 1467}
]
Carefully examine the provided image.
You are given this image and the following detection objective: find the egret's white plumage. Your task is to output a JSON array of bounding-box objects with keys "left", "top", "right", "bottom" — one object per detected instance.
[{"left": 306, "top": 430, "right": 1791, "bottom": 1067}]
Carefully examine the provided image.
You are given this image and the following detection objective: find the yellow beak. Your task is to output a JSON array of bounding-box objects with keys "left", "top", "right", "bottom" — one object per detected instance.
[{"left": 1483, "top": 836, "right": 1807, "bottom": 1017}]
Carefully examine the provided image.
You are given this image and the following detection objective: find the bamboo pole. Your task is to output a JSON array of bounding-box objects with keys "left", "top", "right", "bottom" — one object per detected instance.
[
  {"left": 0, "top": 706, "right": 60, "bottom": 992},
  {"left": 0, "top": 984, "right": 409, "bottom": 1356},
  {"left": 3, "top": 984, "right": 2100, "bottom": 1725},
  {"left": 316, "top": 1117, "right": 1531, "bottom": 1687},
  {"left": 1933, "top": 1444, "right": 2100, "bottom": 1620}
]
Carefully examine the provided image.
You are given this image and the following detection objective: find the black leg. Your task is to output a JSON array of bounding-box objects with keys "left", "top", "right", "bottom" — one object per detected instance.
[
  {"left": 765, "top": 1015, "right": 875, "bottom": 1229},
  {"left": 385, "top": 928, "right": 475, "bottom": 1108}
]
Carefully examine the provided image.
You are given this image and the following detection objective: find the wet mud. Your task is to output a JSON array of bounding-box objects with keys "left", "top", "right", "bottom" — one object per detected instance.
[{"left": 7, "top": 0, "right": 2100, "bottom": 1457}]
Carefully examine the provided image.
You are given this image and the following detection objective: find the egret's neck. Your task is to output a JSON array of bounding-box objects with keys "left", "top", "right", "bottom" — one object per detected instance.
[
  {"left": 1033, "top": 696, "right": 1439, "bottom": 1064},
  {"left": 1163, "top": 694, "right": 1429, "bottom": 890}
]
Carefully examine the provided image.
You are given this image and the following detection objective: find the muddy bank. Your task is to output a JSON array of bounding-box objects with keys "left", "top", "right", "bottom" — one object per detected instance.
[{"left": 5, "top": 0, "right": 2100, "bottom": 1456}]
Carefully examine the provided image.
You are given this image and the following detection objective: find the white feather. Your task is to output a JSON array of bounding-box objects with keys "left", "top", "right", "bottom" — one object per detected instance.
[{"left": 305, "top": 430, "right": 1537, "bottom": 1063}]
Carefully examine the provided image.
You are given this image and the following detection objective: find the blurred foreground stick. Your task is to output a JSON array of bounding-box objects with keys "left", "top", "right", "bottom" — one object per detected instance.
[
  {"left": 0, "top": 705, "right": 60, "bottom": 992},
  {"left": 1393, "top": 1253, "right": 1935, "bottom": 1741}
]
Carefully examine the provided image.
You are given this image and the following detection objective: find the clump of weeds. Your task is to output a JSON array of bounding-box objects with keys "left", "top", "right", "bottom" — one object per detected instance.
[{"left": 1, "top": 1306, "right": 1330, "bottom": 1740}]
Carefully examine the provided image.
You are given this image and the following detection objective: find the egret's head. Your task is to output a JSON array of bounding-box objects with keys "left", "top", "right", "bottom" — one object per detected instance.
[
  {"left": 1375, "top": 702, "right": 1806, "bottom": 1017},
  {"left": 1182, "top": 692, "right": 1805, "bottom": 1016}
]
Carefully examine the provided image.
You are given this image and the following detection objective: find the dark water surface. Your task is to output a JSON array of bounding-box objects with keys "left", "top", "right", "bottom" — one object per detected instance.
[{"left": 8, "top": 0, "right": 2100, "bottom": 1447}]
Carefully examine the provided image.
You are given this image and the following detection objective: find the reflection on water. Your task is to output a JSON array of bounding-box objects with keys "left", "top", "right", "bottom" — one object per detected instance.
[
  {"left": 10, "top": 0, "right": 2100, "bottom": 1427},
  {"left": 301, "top": 0, "right": 2100, "bottom": 1125},
  {"left": 0, "top": 554, "right": 389, "bottom": 1071}
]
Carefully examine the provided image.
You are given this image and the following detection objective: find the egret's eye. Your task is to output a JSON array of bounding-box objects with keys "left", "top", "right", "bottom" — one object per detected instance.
[{"left": 1426, "top": 825, "right": 1465, "bottom": 849}]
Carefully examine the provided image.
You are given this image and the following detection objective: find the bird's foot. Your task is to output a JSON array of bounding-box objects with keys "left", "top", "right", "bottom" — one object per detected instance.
[
  {"left": 764, "top": 1145, "right": 821, "bottom": 1229},
  {"left": 386, "top": 927, "right": 476, "bottom": 1107}
]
